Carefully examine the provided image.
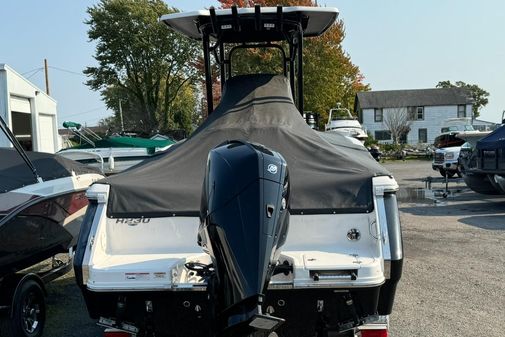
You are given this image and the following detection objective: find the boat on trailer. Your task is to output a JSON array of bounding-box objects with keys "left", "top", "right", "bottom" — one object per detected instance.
[
  {"left": 74, "top": 6, "right": 403, "bottom": 337},
  {"left": 458, "top": 112, "right": 505, "bottom": 194},
  {"left": 325, "top": 104, "right": 368, "bottom": 144},
  {"left": 0, "top": 115, "right": 103, "bottom": 337},
  {"left": 456, "top": 130, "right": 500, "bottom": 195},
  {"left": 466, "top": 124, "right": 505, "bottom": 194},
  {"left": 58, "top": 121, "right": 175, "bottom": 175}
]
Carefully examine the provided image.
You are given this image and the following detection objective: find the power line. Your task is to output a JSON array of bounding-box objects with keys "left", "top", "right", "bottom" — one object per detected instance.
[
  {"left": 80, "top": 114, "right": 113, "bottom": 125},
  {"left": 26, "top": 69, "right": 43, "bottom": 80},
  {"left": 60, "top": 106, "right": 107, "bottom": 118},
  {"left": 48, "top": 65, "right": 87, "bottom": 77},
  {"left": 21, "top": 67, "right": 43, "bottom": 76}
]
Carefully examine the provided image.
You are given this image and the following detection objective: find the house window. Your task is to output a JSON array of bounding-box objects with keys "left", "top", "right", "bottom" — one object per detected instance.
[
  {"left": 458, "top": 105, "right": 466, "bottom": 118},
  {"left": 416, "top": 107, "right": 424, "bottom": 120},
  {"left": 407, "top": 106, "right": 416, "bottom": 120},
  {"left": 408, "top": 106, "right": 424, "bottom": 120},
  {"left": 418, "top": 128, "right": 428, "bottom": 143},
  {"left": 375, "top": 130, "right": 391, "bottom": 141},
  {"left": 374, "top": 108, "right": 383, "bottom": 122}
]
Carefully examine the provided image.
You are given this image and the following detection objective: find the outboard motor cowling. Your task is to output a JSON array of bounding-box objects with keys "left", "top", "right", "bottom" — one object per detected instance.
[{"left": 199, "top": 140, "right": 289, "bottom": 336}]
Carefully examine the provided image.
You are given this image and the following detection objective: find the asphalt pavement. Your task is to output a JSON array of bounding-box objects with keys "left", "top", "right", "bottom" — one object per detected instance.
[{"left": 384, "top": 160, "right": 505, "bottom": 337}]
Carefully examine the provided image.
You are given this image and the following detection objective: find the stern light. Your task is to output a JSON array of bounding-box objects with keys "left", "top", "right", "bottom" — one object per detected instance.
[{"left": 360, "top": 328, "right": 388, "bottom": 337}]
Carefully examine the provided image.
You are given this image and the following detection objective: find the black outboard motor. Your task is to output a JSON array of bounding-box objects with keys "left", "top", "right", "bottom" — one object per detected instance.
[{"left": 199, "top": 140, "right": 290, "bottom": 336}]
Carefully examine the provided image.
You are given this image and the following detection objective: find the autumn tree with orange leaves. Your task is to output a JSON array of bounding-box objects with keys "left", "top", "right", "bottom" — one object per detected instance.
[{"left": 218, "top": 0, "right": 369, "bottom": 127}]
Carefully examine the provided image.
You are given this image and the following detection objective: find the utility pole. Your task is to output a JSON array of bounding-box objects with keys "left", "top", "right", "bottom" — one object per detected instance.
[
  {"left": 44, "top": 59, "right": 50, "bottom": 96},
  {"left": 119, "top": 99, "right": 125, "bottom": 133}
]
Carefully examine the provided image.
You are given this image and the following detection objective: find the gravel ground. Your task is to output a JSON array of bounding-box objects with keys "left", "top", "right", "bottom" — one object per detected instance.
[
  {"left": 383, "top": 160, "right": 505, "bottom": 337},
  {"left": 37, "top": 159, "right": 504, "bottom": 337}
]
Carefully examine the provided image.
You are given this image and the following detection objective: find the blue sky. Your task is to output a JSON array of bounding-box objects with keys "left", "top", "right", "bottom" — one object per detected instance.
[{"left": 1, "top": 0, "right": 503, "bottom": 125}]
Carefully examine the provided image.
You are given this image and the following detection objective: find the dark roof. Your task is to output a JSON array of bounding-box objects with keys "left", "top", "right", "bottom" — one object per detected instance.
[{"left": 355, "top": 88, "right": 472, "bottom": 110}]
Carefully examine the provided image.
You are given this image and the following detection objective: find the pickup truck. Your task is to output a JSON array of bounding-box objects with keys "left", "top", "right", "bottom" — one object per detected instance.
[{"left": 432, "top": 132, "right": 465, "bottom": 177}]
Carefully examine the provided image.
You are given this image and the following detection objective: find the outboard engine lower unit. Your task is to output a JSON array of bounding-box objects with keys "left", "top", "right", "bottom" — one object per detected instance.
[{"left": 199, "top": 140, "right": 290, "bottom": 336}]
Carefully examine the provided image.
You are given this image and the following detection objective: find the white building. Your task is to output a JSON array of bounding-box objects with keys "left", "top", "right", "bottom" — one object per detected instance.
[
  {"left": 472, "top": 119, "right": 498, "bottom": 132},
  {"left": 0, "top": 64, "right": 59, "bottom": 153},
  {"left": 355, "top": 88, "right": 473, "bottom": 144}
]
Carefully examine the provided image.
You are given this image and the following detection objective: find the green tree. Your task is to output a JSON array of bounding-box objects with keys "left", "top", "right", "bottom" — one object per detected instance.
[
  {"left": 218, "top": 0, "right": 370, "bottom": 128},
  {"left": 436, "top": 80, "right": 489, "bottom": 118},
  {"left": 84, "top": 0, "right": 200, "bottom": 134},
  {"left": 171, "top": 82, "right": 198, "bottom": 132}
]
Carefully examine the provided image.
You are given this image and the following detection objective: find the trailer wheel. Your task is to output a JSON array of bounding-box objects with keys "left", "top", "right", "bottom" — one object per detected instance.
[{"left": 0, "top": 279, "right": 46, "bottom": 337}]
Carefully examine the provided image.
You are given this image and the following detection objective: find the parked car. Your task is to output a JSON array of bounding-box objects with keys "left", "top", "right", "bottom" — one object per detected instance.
[{"left": 432, "top": 132, "right": 465, "bottom": 177}]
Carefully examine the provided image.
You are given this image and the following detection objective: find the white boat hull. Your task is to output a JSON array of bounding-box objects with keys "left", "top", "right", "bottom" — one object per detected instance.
[
  {"left": 74, "top": 176, "right": 402, "bottom": 335},
  {"left": 58, "top": 148, "right": 157, "bottom": 175}
]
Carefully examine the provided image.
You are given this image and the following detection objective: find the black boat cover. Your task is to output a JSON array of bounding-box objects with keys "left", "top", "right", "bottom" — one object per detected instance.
[
  {"left": 476, "top": 125, "right": 505, "bottom": 150},
  {"left": 103, "top": 74, "right": 390, "bottom": 217},
  {"left": 0, "top": 149, "right": 100, "bottom": 193}
]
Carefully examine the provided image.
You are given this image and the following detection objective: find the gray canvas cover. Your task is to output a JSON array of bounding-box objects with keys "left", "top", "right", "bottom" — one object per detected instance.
[{"left": 104, "top": 74, "right": 390, "bottom": 217}]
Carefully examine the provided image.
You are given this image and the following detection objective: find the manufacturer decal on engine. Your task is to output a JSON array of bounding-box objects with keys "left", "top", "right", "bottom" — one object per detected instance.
[{"left": 267, "top": 164, "right": 278, "bottom": 174}]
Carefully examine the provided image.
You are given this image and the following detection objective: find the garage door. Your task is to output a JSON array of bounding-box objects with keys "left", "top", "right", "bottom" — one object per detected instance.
[
  {"left": 39, "top": 114, "right": 55, "bottom": 153},
  {"left": 10, "top": 96, "right": 31, "bottom": 113}
]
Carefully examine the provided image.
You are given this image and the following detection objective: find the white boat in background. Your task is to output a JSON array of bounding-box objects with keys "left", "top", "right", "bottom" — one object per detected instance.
[
  {"left": 58, "top": 121, "right": 175, "bottom": 175},
  {"left": 325, "top": 103, "right": 368, "bottom": 143}
]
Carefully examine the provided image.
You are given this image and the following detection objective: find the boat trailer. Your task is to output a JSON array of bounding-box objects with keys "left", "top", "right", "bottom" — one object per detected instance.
[{"left": 0, "top": 250, "right": 74, "bottom": 337}]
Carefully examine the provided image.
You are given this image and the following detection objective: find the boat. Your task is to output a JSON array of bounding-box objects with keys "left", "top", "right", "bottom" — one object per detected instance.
[
  {"left": 58, "top": 121, "right": 175, "bottom": 175},
  {"left": 325, "top": 104, "right": 368, "bottom": 143},
  {"left": 471, "top": 124, "right": 505, "bottom": 193},
  {"left": 74, "top": 6, "right": 403, "bottom": 337},
  {"left": 456, "top": 130, "right": 501, "bottom": 194},
  {"left": 0, "top": 115, "right": 103, "bottom": 336}
]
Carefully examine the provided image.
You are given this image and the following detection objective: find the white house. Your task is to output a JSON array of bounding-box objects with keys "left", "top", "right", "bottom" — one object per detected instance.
[
  {"left": 355, "top": 88, "right": 473, "bottom": 144},
  {"left": 472, "top": 119, "right": 498, "bottom": 132},
  {"left": 0, "top": 64, "right": 59, "bottom": 153}
]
